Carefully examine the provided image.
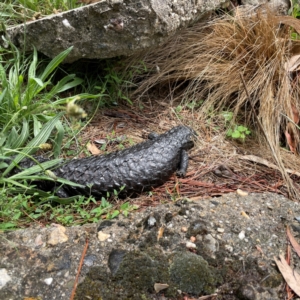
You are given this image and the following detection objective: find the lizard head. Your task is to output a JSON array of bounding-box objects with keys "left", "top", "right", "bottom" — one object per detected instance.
[{"left": 179, "top": 126, "right": 197, "bottom": 150}]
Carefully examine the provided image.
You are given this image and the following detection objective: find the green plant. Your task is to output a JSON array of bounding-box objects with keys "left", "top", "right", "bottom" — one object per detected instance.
[
  {"left": 99, "top": 62, "right": 133, "bottom": 105},
  {"left": 0, "top": 34, "right": 136, "bottom": 230},
  {"left": 0, "top": 42, "right": 108, "bottom": 218},
  {"left": 288, "top": 0, "right": 300, "bottom": 40},
  {"left": 0, "top": 114, "right": 86, "bottom": 199},
  {"left": 221, "top": 111, "right": 251, "bottom": 141},
  {"left": 0, "top": 0, "right": 82, "bottom": 27},
  {"left": 18, "top": 0, "right": 81, "bottom": 13},
  {"left": 106, "top": 201, "right": 139, "bottom": 219},
  {"left": 0, "top": 42, "right": 104, "bottom": 154},
  {"left": 226, "top": 125, "right": 251, "bottom": 140},
  {"left": 289, "top": 0, "right": 300, "bottom": 19}
]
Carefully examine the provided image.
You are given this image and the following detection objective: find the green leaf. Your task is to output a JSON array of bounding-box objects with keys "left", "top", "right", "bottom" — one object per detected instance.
[
  {"left": 237, "top": 125, "right": 247, "bottom": 132},
  {"left": 222, "top": 111, "right": 233, "bottom": 121},
  {"left": 120, "top": 202, "right": 129, "bottom": 210},
  {"left": 0, "top": 162, "right": 8, "bottom": 169},
  {"left": 110, "top": 210, "right": 120, "bottom": 219},
  {"left": 49, "top": 75, "right": 83, "bottom": 96},
  {"left": 31, "top": 77, "right": 44, "bottom": 87},
  {"left": 33, "top": 115, "right": 42, "bottom": 137},
  {"left": 28, "top": 47, "right": 38, "bottom": 79},
  {"left": 6, "top": 127, "right": 19, "bottom": 148},
  {"left": 40, "top": 47, "right": 73, "bottom": 82},
  {"left": 56, "top": 177, "right": 85, "bottom": 188},
  {"left": 226, "top": 129, "right": 233, "bottom": 136},
  {"left": 0, "top": 87, "right": 8, "bottom": 104},
  {"left": 16, "top": 119, "right": 30, "bottom": 148},
  {"left": 9, "top": 159, "right": 62, "bottom": 178},
  {"left": 0, "top": 222, "right": 17, "bottom": 230},
  {"left": 0, "top": 63, "right": 8, "bottom": 88},
  {"left": 3, "top": 113, "right": 63, "bottom": 176},
  {"left": 232, "top": 131, "right": 241, "bottom": 138}
]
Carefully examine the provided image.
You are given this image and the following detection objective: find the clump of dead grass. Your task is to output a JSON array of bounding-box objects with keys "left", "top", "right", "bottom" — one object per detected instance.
[{"left": 130, "top": 8, "right": 300, "bottom": 199}]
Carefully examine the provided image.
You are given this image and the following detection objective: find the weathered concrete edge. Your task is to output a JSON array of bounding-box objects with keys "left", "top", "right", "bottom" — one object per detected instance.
[{"left": 0, "top": 0, "right": 228, "bottom": 62}]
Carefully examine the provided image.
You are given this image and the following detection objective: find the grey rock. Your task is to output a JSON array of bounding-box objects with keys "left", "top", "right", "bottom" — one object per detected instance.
[
  {"left": 0, "top": 192, "right": 299, "bottom": 299},
  {"left": 1, "top": 0, "right": 229, "bottom": 63},
  {"left": 238, "top": 0, "right": 290, "bottom": 16}
]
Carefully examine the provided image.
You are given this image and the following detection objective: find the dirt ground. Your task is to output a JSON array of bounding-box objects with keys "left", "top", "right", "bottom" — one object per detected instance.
[{"left": 77, "top": 98, "right": 300, "bottom": 208}]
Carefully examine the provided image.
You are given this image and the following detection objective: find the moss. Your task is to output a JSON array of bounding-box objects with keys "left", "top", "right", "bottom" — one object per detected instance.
[
  {"left": 75, "top": 248, "right": 223, "bottom": 299},
  {"left": 75, "top": 248, "right": 172, "bottom": 300},
  {"left": 169, "top": 251, "right": 217, "bottom": 295}
]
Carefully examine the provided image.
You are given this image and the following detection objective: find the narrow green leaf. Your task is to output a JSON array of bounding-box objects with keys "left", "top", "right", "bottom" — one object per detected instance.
[
  {"left": 0, "top": 223, "right": 17, "bottom": 230},
  {"left": 16, "top": 119, "right": 30, "bottom": 148},
  {"left": 3, "top": 113, "right": 63, "bottom": 176},
  {"left": 6, "top": 127, "right": 19, "bottom": 148},
  {"left": 56, "top": 177, "right": 85, "bottom": 188},
  {"left": 2, "top": 178, "right": 33, "bottom": 189},
  {"left": 110, "top": 210, "right": 120, "bottom": 218},
  {"left": 40, "top": 47, "right": 73, "bottom": 82},
  {"left": 0, "top": 87, "right": 7, "bottom": 104},
  {"left": 33, "top": 114, "right": 42, "bottom": 137},
  {"left": 9, "top": 159, "right": 62, "bottom": 178},
  {"left": 28, "top": 47, "right": 37, "bottom": 79},
  {"left": 31, "top": 77, "right": 44, "bottom": 87},
  {"left": 0, "top": 63, "right": 8, "bottom": 87},
  {"left": 48, "top": 74, "right": 79, "bottom": 96}
]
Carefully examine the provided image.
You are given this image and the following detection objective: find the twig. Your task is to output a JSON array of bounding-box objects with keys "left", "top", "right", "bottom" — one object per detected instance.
[
  {"left": 69, "top": 238, "right": 89, "bottom": 300},
  {"left": 239, "top": 154, "right": 300, "bottom": 177}
]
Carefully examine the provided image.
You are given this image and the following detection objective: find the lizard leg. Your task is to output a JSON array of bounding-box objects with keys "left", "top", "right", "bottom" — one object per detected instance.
[{"left": 176, "top": 150, "right": 189, "bottom": 177}]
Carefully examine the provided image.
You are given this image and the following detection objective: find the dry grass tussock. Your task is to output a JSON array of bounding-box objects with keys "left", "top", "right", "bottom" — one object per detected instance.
[{"left": 130, "top": 9, "right": 300, "bottom": 199}]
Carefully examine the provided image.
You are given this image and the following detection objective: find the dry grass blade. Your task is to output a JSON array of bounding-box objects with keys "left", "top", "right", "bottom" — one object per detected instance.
[
  {"left": 240, "top": 155, "right": 300, "bottom": 177},
  {"left": 131, "top": 8, "right": 300, "bottom": 199}
]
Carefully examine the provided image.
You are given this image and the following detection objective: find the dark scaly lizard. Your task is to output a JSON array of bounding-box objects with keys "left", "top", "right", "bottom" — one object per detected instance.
[{"left": 9, "top": 125, "right": 196, "bottom": 198}]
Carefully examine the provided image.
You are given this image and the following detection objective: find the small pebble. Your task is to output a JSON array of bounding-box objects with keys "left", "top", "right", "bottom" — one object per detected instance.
[
  {"left": 48, "top": 225, "right": 68, "bottom": 245},
  {"left": 241, "top": 211, "right": 250, "bottom": 219},
  {"left": 181, "top": 226, "right": 188, "bottom": 232},
  {"left": 84, "top": 255, "right": 97, "bottom": 267},
  {"left": 98, "top": 231, "right": 110, "bottom": 242},
  {"left": 217, "top": 228, "right": 224, "bottom": 233},
  {"left": 237, "top": 189, "right": 248, "bottom": 196},
  {"left": 238, "top": 231, "right": 246, "bottom": 240},
  {"left": 148, "top": 216, "right": 156, "bottom": 227},
  {"left": 186, "top": 241, "right": 197, "bottom": 249},
  {"left": 225, "top": 245, "right": 233, "bottom": 252},
  {"left": 190, "top": 236, "right": 196, "bottom": 242},
  {"left": 0, "top": 269, "right": 11, "bottom": 288},
  {"left": 44, "top": 278, "right": 53, "bottom": 285},
  {"left": 154, "top": 283, "right": 169, "bottom": 293}
]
